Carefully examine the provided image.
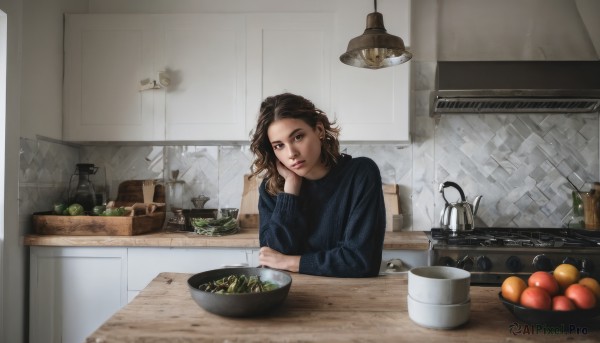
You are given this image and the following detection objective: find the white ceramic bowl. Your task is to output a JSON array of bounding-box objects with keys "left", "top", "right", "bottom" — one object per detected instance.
[
  {"left": 407, "top": 294, "right": 471, "bottom": 330},
  {"left": 408, "top": 266, "right": 470, "bottom": 305}
]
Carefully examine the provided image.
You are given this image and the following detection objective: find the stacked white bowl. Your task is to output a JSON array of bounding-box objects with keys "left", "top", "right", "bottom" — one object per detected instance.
[{"left": 407, "top": 266, "right": 471, "bottom": 329}]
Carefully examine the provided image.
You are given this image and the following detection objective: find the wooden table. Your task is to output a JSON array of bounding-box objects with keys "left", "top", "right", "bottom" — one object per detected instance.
[{"left": 87, "top": 272, "right": 600, "bottom": 342}]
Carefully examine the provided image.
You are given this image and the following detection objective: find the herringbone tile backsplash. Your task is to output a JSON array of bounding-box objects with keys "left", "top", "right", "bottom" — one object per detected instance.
[{"left": 18, "top": 61, "right": 600, "bottom": 231}]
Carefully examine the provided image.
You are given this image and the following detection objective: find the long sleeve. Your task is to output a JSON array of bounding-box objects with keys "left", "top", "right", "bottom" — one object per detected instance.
[{"left": 258, "top": 182, "right": 309, "bottom": 255}]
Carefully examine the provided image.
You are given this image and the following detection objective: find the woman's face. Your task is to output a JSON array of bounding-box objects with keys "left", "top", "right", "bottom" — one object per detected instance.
[{"left": 267, "top": 118, "right": 328, "bottom": 180}]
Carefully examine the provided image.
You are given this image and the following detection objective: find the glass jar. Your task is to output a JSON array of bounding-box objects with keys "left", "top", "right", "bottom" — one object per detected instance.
[
  {"left": 166, "top": 180, "right": 185, "bottom": 213},
  {"left": 68, "top": 163, "right": 99, "bottom": 212}
]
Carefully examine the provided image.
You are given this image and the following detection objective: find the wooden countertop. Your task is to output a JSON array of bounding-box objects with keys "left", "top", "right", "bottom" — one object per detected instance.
[
  {"left": 24, "top": 230, "right": 429, "bottom": 250},
  {"left": 87, "top": 272, "right": 600, "bottom": 343}
]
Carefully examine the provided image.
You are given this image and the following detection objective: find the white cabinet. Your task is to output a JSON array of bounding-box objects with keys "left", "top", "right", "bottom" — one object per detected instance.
[
  {"left": 160, "top": 15, "right": 247, "bottom": 141},
  {"left": 29, "top": 246, "right": 254, "bottom": 342},
  {"left": 332, "top": 0, "right": 412, "bottom": 143},
  {"left": 245, "top": 14, "right": 333, "bottom": 130},
  {"left": 64, "top": 14, "right": 246, "bottom": 142},
  {"left": 126, "top": 247, "right": 250, "bottom": 301},
  {"left": 64, "top": 15, "right": 159, "bottom": 141},
  {"left": 29, "top": 247, "right": 128, "bottom": 343}
]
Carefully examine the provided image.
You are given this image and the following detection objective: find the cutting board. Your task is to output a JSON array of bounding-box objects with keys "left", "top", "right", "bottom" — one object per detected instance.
[
  {"left": 383, "top": 184, "right": 402, "bottom": 232},
  {"left": 238, "top": 175, "right": 262, "bottom": 229}
]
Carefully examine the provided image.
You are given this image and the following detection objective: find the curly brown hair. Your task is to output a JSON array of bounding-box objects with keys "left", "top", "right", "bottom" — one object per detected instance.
[{"left": 249, "top": 93, "right": 341, "bottom": 195}]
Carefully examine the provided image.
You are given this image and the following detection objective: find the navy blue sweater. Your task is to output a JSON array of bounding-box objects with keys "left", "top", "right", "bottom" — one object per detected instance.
[{"left": 258, "top": 154, "right": 386, "bottom": 277}]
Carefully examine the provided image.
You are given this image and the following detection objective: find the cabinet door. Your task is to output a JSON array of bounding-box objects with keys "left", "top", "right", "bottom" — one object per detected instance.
[
  {"left": 64, "top": 14, "right": 161, "bottom": 141},
  {"left": 246, "top": 14, "right": 333, "bottom": 133},
  {"left": 332, "top": 0, "right": 411, "bottom": 143},
  {"left": 29, "top": 247, "right": 128, "bottom": 343},
  {"left": 127, "top": 247, "right": 251, "bottom": 300},
  {"left": 159, "top": 14, "right": 247, "bottom": 141}
]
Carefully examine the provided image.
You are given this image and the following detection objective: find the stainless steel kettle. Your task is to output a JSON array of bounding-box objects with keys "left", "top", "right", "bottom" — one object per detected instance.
[{"left": 439, "top": 181, "right": 482, "bottom": 233}]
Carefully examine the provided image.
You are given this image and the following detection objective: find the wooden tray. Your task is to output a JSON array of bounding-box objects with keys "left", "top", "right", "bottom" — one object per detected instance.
[{"left": 33, "top": 180, "right": 166, "bottom": 236}]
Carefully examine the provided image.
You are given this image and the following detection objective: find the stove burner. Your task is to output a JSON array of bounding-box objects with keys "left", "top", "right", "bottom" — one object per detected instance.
[{"left": 430, "top": 228, "right": 599, "bottom": 248}]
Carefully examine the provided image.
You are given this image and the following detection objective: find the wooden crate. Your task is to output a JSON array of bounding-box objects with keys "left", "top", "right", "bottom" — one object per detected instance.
[{"left": 33, "top": 180, "right": 166, "bottom": 236}]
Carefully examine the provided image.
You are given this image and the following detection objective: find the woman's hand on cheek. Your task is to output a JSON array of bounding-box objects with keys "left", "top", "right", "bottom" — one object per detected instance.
[
  {"left": 276, "top": 161, "right": 302, "bottom": 195},
  {"left": 259, "top": 246, "right": 300, "bottom": 273}
]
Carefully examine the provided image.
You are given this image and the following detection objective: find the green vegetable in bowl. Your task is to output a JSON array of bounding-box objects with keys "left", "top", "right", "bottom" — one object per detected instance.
[
  {"left": 191, "top": 217, "right": 238, "bottom": 236},
  {"left": 198, "top": 274, "right": 278, "bottom": 294}
]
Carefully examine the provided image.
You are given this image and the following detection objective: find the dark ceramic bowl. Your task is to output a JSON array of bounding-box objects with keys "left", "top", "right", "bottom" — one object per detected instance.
[
  {"left": 188, "top": 267, "right": 292, "bottom": 317},
  {"left": 498, "top": 292, "right": 600, "bottom": 325}
]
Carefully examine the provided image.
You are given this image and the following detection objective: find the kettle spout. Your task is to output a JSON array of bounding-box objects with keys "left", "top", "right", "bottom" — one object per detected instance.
[{"left": 473, "top": 195, "right": 482, "bottom": 216}]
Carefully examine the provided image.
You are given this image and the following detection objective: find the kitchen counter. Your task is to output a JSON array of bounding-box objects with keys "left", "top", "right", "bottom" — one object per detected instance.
[
  {"left": 24, "top": 230, "right": 429, "bottom": 250},
  {"left": 86, "top": 272, "right": 600, "bottom": 343}
]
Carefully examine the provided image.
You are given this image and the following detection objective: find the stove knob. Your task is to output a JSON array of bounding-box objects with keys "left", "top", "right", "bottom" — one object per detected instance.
[
  {"left": 533, "top": 254, "right": 554, "bottom": 272},
  {"left": 457, "top": 256, "right": 474, "bottom": 271},
  {"left": 477, "top": 256, "right": 493, "bottom": 271},
  {"left": 562, "top": 257, "right": 581, "bottom": 269},
  {"left": 581, "top": 258, "right": 595, "bottom": 274},
  {"left": 505, "top": 256, "right": 523, "bottom": 273},
  {"left": 437, "top": 256, "right": 455, "bottom": 267}
]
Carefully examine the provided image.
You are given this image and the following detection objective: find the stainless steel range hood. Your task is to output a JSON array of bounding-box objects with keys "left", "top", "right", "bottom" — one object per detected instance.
[{"left": 430, "top": 61, "right": 600, "bottom": 118}]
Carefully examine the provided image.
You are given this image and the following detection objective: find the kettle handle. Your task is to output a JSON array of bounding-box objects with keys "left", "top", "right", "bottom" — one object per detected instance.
[{"left": 439, "top": 181, "right": 466, "bottom": 204}]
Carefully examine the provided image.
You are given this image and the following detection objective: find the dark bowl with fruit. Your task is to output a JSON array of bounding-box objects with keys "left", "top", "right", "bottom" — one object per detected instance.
[
  {"left": 499, "top": 265, "right": 600, "bottom": 325},
  {"left": 499, "top": 292, "right": 600, "bottom": 325}
]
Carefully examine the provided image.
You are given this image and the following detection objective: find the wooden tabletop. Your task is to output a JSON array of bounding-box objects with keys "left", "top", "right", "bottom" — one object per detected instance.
[
  {"left": 87, "top": 272, "right": 600, "bottom": 343},
  {"left": 24, "top": 230, "right": 429, "bottom": 250}
]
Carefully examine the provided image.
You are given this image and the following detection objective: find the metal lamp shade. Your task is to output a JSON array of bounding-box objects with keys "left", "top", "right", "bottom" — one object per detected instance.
[{"left": 340, "top": 12, "right": 412, "bottom": 69}]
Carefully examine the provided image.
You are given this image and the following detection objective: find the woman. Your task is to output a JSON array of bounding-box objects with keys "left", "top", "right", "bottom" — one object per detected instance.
[{"left": 249, "top": 93, "right": 386, "bottom": 277}]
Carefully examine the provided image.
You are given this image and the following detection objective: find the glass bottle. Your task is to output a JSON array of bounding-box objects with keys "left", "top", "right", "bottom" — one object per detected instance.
[{"left": 68, "top": 163, "right": 99, "bottom": 212}]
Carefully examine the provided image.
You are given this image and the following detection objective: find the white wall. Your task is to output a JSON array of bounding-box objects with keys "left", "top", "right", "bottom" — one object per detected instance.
[{"left": 1, "top": 0, "right": 23, "bottom": 341}]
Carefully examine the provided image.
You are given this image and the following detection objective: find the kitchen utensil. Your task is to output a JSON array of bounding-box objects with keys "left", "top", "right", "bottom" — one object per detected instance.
[
  {"left": 407, "top": 294, "right": 470, "bottom": 330},
  {"left": 191, "top": 195, "right": 210, "bottom": 209},
  {"left": 499, "top": 292, "right": 600, "bottom": 325},
  {"left": 408, "top": 266, "right": 471, "bottom": 305},
  {"left": 439, "top": 181, "right": 481, "bottom": 232},
  {"left": 580, "top": 182, "right": 600, "bottom": 231},
  {"left": 142, "top": 180, "right": 155, "bottom": 204},
  {"left": 187, "top": 267, "right": 292, "bottom": 317}
]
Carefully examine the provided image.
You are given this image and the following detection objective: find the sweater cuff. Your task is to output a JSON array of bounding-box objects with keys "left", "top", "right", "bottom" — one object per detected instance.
[{"left": 298, "top": 254, "right": 317, "bottom": 274}]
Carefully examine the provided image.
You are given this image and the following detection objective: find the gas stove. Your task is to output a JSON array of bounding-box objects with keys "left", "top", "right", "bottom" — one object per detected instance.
[{"left": 427, "top": 228, "right": 600, "bottom": 285}]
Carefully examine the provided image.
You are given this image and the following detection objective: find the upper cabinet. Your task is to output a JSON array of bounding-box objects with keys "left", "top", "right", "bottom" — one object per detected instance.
[
  {"left": 64, "top": 15, "right": 158, "bottom": 141},
  {"left": 245, "top": 13, "right": 332, "bottom": 134},
  {"left": 63, "top": 0, "right": 411, "bottom": 143},
  {"left": 64, "top": 14, "right": 246, "bottom": 141}
]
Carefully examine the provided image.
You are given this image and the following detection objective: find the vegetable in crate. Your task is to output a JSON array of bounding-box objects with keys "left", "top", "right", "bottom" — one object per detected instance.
[{"left": 67, "top": 203, "right": 84, "bottom": 216}]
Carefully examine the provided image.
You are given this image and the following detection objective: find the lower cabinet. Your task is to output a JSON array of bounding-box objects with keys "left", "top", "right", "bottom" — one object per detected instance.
[
  {"left": 29, "top": 247, "right": 128, "bottom": 343},
  {"left": 29, "top": 246, "right": 253, "bottom": 343},
  {"left": 126, "top": 247, "right": 252, "bottom": 301}
]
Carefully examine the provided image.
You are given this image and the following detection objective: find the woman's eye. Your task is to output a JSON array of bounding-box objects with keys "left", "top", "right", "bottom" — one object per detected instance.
[
  {"left": 272, "top": 143, "right": 283, "bottom": 150},
  {"left": 294, "top": 134, "right": 304, "bottom": 142}
]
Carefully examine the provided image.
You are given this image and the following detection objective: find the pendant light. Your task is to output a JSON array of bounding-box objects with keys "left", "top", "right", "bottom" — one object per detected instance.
[{"left": 340, "top": 0, "right": 412, "bottom": 69}]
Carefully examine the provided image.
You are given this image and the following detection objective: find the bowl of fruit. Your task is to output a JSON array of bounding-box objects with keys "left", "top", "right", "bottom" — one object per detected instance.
[{"left": 499, "top": 263, "right": 600, "bottom": 325}]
